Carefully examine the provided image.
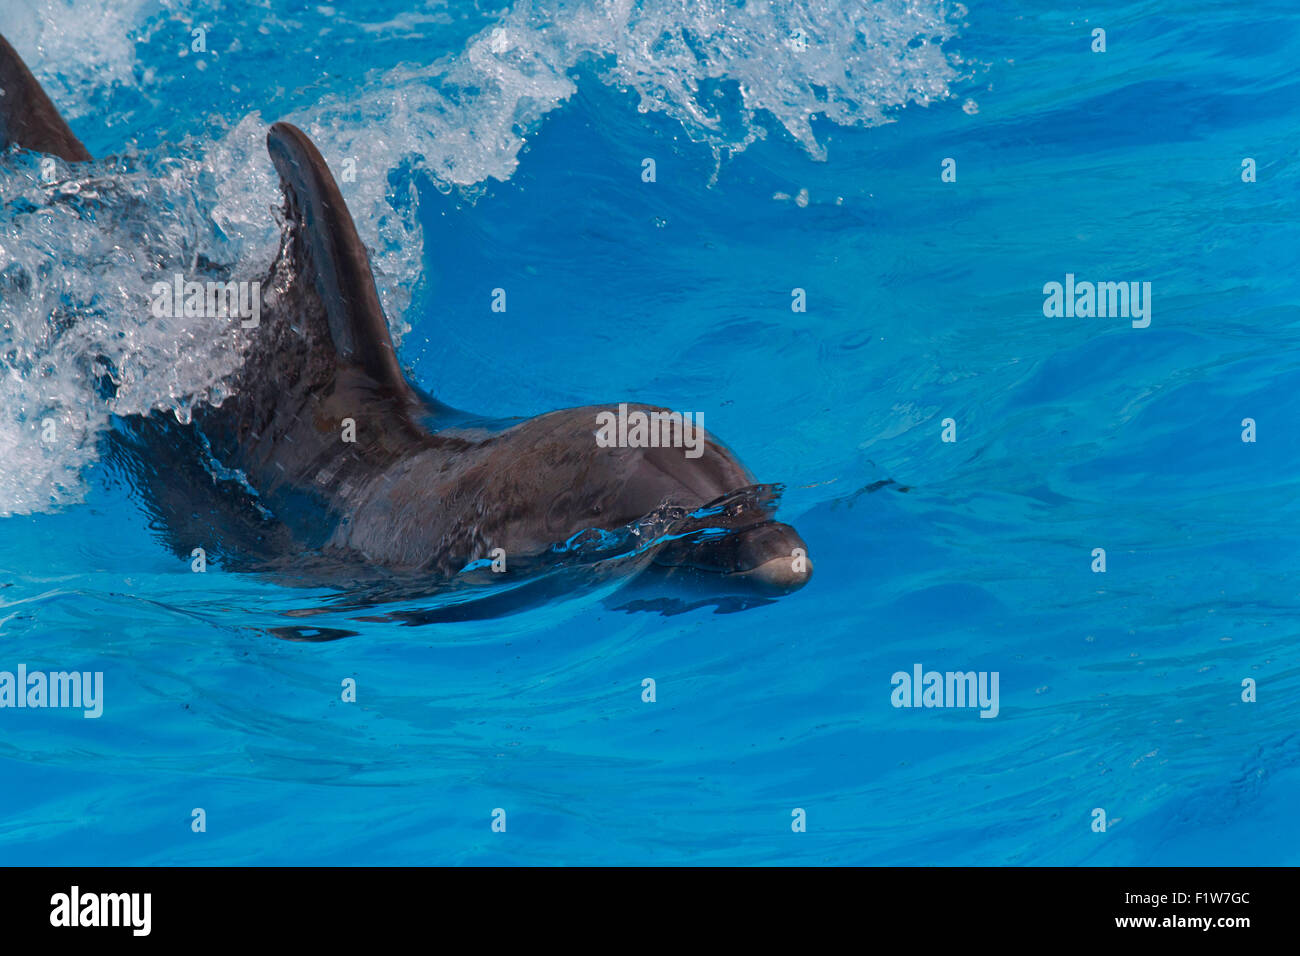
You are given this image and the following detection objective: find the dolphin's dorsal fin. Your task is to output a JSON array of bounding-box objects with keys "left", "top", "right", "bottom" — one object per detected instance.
[
  {"left": 265, "top": 121, "right": 411, "bottom": 397},
  {"left": 0, "top": 34, "right": 91, "bottom": 161}
]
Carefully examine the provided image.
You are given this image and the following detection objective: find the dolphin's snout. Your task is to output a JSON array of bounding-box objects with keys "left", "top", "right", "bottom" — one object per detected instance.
[
  {"left": 743, "top": 553, "right": 814, "bottom": 592},
  {"left": 732, "top": 521, "right": 813, "bottom": 594}
]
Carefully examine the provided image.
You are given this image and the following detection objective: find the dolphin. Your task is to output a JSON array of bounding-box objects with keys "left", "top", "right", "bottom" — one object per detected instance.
[{"left": 0, "top": 35, "right": 812, "bottom": 613}]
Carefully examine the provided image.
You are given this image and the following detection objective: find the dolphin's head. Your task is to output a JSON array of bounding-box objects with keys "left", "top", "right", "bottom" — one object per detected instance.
[{"left": 594, "top": 408, "right": 813, "bottom": 595}]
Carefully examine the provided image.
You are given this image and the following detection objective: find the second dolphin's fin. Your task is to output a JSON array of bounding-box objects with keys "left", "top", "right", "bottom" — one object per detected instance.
[{"left": 0, "top": 33, "right": 92, "bottom": 161}]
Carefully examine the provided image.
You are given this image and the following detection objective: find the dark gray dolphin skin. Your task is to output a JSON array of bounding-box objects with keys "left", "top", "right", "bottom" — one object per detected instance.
[
  {"left": 1, "top": 35, "right": 812, "bottom": 607},
  {"left": 0, "top": 34, "right": 91, "bottom": 162}
]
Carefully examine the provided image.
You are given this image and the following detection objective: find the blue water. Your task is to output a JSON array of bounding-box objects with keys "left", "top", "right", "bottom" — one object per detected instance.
[{"left": 1, "top": 0, "right": 1297, "bottom": 865}]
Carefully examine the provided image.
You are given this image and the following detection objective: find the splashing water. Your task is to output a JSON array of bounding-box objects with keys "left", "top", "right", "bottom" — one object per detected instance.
[{"left": 2, "top": 0, "right": 1294, "bottom": 869}]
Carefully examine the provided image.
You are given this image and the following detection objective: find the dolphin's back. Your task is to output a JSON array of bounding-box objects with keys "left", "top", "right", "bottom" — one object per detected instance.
[
  {"left": 180, "top": 124, "right": 454, "bottom": 560},
  {"left": 107, "top": 118, "right": 472, "bottom": 571}
]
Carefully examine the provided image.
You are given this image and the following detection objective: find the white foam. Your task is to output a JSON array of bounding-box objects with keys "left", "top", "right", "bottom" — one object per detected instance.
[
  {"left": 0, "top": 144, "right": 279, "bottom": 514},
  {"left": 0, "top": 0, "right": 147, "bottom": 119}
]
